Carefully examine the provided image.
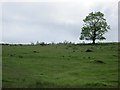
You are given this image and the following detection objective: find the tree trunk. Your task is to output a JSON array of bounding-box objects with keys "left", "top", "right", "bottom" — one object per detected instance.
[
  {"left": 92, "top": 39, "right": 95, "bottom": 44},
  {"left": 93, "top": 25, "right": 96, "bottom": 44}
]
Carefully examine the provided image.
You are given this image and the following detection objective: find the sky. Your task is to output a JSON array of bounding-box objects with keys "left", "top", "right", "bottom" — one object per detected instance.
[{"left": 0, "top": 0, "right": 119, "bottom": 44}]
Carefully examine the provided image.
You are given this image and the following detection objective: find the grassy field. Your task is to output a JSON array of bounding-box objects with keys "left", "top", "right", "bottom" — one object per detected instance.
[{"left": 2, "top": 43, "right": 118, "bottom": 88}]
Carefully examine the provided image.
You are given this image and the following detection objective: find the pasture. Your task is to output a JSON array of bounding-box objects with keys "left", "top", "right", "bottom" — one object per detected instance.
[{"left": 2, "top": 43, "right": 118, "bottom": 88}]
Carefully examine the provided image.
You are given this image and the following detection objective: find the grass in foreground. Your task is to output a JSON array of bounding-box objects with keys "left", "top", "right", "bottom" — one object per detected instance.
[{"left": 2, "top": 43, "right": 118, "bottom": 88}]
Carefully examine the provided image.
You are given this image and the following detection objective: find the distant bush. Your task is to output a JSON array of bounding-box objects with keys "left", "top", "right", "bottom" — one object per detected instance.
[
  {"left": 50, "top": 41, "right": 55, "bottom": 45},
  {"left": 39, "top": 42, "right": 46, "bottom": 46},
  {"left": 36, "top": 41, "right": 40, "bottom": 45},
  {"left": 31, "top": 42, "right": 34, "bottom": 45},
  {"left": 19, "top": 44, "right": 23, "bottom": 46},
  {"left": 57, "top": 41, "right": 75, "bottom": 45}
]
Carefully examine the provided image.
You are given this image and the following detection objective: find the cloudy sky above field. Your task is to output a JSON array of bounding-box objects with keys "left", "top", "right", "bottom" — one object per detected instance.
[{"left": 0, "top": 0, "right": 119, "bottom": 44}]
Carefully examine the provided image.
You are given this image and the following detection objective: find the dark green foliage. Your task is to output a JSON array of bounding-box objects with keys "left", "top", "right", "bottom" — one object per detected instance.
[{"left": 80, "top": 11, "right": 110, "bottom": 44}]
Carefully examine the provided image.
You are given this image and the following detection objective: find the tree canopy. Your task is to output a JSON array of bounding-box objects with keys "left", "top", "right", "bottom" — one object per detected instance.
[{"left": 80, "top": 11, "right": 110, "bottom": 44}]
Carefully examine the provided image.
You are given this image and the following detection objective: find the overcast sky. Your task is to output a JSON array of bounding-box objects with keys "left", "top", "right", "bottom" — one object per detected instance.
[{"left": 0, "top": 0, "right": 119, "bottom": 44}]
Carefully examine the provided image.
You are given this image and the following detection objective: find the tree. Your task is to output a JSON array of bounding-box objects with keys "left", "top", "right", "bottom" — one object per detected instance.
[
  {"left": 36, "top": 41, "right": 40, "bottom": 45},
  {"left": 80, "top": 11, "right": 110, "bottom": 44},
  {"left": 31, "top": 42, "right": 34, "bottom": 45}
]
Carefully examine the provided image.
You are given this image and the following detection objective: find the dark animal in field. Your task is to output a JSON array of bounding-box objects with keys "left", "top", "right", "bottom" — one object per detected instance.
[
  {"left": 9, "top": 54, "right": 15, "bottom": 57},
  {"left": 19, "top": 56, "right": 23, "bottom": 58},
  {"left": 95, "top": 60, "right": 105, "bottom": 64},
  {"left": 113, "top": 55, "right": 117, "bottom": 57},
  {"left": 33, "top": 51, "right": 37, "bottom": 53},
  {"left": 40, "top": 73, "right": 44, "bottom": 75},
  {"left": 90, "top": 60, "right": 105, "bottom": 64},
  {"left": 88, "top": 57, "right": 90, "bottom": 59},
  {"left": 33, "top": 51, "right": 39, "bottom": 53},
  {"left": 10, "top": 54, "right": 13, "bottom": 56},
  {"left": 86, "top": 49, "right": 93, "bottom": 52},
  {"left": 73, "top": 50, "right": 75, "bottom": 52}
]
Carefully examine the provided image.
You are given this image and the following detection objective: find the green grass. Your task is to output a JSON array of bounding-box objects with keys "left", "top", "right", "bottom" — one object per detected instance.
[{"left": 2, "top": 43, "right": 118, "bottom": 88}]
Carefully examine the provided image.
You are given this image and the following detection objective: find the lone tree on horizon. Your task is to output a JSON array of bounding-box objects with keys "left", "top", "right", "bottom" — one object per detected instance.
[{"left": 80, "top": 11, "right": 110, "bottom": 44}]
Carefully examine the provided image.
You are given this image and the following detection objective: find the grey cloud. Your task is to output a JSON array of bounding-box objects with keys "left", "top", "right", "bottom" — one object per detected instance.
[{"left": 2, "top": 1, "right": 118, "bottom": 43}]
